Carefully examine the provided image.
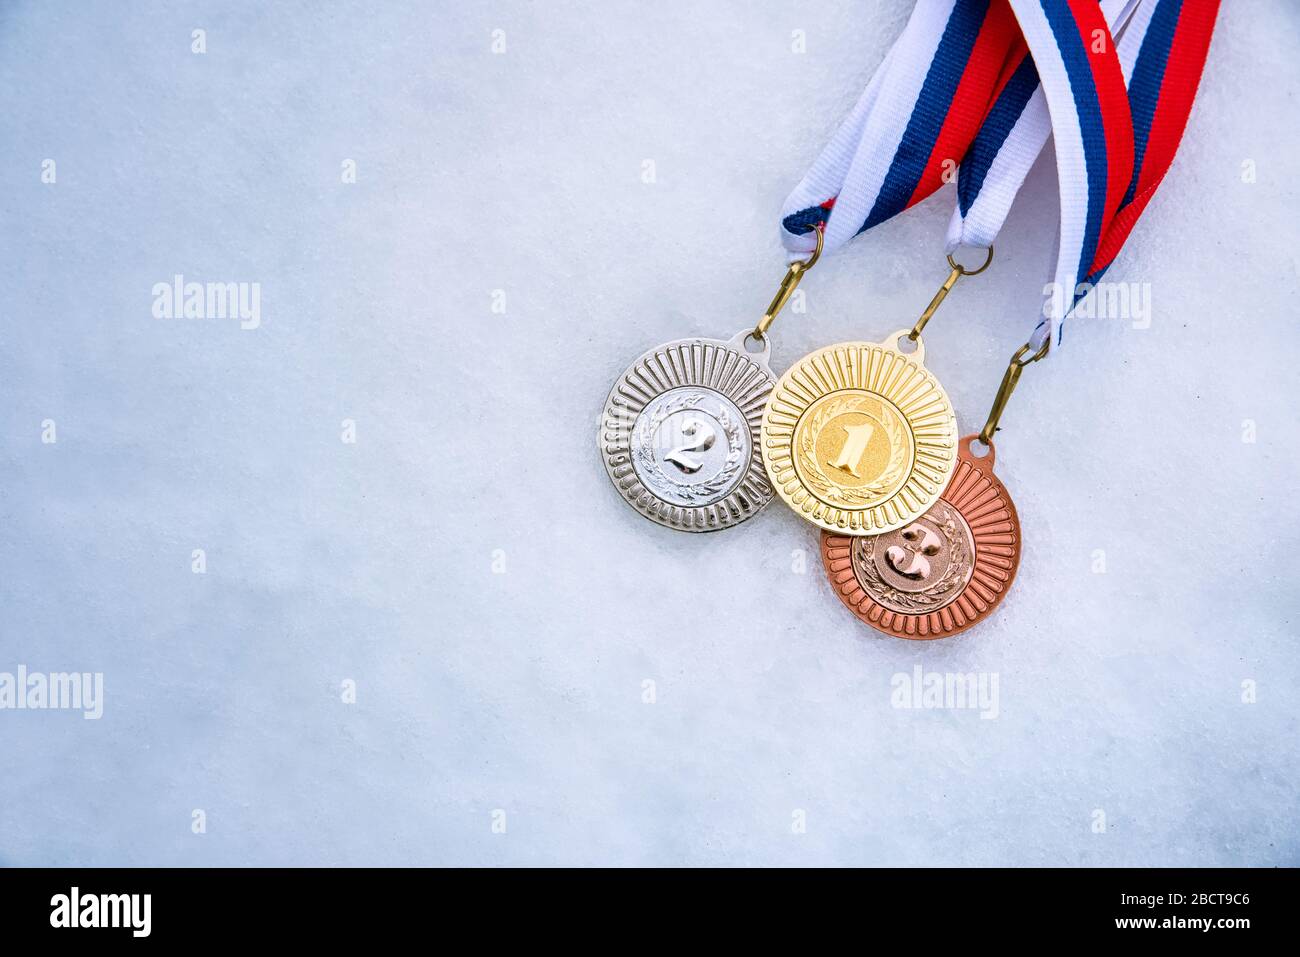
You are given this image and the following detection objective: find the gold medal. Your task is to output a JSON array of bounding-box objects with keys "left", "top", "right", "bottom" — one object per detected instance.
[{"left": 761, "top": 331, "right": 957, "bottom": 534}]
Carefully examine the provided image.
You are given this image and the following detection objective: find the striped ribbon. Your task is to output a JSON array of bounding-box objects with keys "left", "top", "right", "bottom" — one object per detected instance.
[
  {"left": 1006, "top": 0, "right": 1220, "bottom": 348},
  {"left": 781, "top": 0, "right": 1218, "bottom": 352},
  {"left": 945, "top": 0, "right": 1142, "bottom": 254},
  {"left": 781, "top": 0, "right": 1024, "bottom": 259}
]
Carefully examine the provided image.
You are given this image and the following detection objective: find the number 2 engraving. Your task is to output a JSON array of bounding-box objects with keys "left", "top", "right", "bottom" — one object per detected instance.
[{"left": 664, "top": 418, "right": 716, "bottom": 474}]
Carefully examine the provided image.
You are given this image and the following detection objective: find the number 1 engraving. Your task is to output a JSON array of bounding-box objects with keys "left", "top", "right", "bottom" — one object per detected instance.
[{"left": 828, "top": 422, "right": 875, "bottom": 477}]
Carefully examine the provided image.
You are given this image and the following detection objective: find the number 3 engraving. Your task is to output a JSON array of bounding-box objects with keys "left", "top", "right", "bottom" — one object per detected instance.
[
  {"left": 885, "top": 524, "right": 942, "bottom": 580},
  {"left": 664, "top": 418, "right": 716, "bottom": 474}
]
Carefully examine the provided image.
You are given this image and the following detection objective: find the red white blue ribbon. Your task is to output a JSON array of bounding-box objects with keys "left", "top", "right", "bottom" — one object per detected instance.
[
  {"left": 782, "top": 0, "right": 1217, "bottom": 357},
  {"left": 1088, "top": 0, "right": 1219, "bottom": 285},
  {"left": 1005, "top": 0, "right": 1220, "bottom": 349},
  {"left": 781, "top": 0, "right": 1023, "bottom": 258},
  {"left": 945, "top": 0, "right": 1141, "bottom": 254}
]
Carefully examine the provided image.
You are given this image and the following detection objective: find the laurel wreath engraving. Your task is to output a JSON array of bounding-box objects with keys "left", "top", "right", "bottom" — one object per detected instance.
[
  {"left": 635, "top": 391, "right": 744, "bottom": 504},
  {"left": 798, "top": 395, "right": 908, "bottom": 506},
  {"left": 853, "top": 511, "right": 970, "bottom": 612}
]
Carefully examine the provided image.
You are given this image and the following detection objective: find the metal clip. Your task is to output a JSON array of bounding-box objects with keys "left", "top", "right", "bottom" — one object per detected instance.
[
  {"left": 978, "top": 336, "right": 1050, "bottom": 446},
  {"left": 754, "top": 227, "right": 823, "bottom": 339},
  {"left": 909, "top": 246, "right": 993, "bottom": 342}
]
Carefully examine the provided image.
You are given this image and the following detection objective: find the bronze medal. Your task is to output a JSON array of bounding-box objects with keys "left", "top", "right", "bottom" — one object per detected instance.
[{"left": 820, "top": 435, "right": 1020, "bottom": 638}]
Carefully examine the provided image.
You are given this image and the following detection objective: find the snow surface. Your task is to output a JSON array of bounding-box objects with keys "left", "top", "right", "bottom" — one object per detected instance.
[{"left": 0, "top": 0, "right": 1296, "bottom": 866}]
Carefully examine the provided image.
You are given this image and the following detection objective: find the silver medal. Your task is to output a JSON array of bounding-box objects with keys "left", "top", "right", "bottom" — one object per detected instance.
[{"left": 599, "top": 331, "right": 775, "bottom": 532}]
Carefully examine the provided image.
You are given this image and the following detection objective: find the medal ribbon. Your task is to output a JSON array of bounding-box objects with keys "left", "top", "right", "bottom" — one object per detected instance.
[
  {"left": 780, "top": 0, "right": 1025, "bottom": 258},
  {"left": 1003, "top": 0, "right": 1220, "bottom": 349},
  {"left": 946, "top": 0, "right": 1142, "bottom": 253},
  {"left": 971, "top": 0, "right": 1219, "bottom": 443},
  {"left": 780, "top": 0, "right": 1218, "bottom": 358}
]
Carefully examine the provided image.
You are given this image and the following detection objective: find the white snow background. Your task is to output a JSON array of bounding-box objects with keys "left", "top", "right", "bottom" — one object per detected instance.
[{"left": 0, "top": 1, "right": 1296, "bottom": 866}]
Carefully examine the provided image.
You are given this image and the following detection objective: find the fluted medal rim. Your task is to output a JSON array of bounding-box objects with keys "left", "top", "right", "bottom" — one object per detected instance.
[
  {"left": 820, "top": 436, "right": 1022, "bottom": 639},
  {"left": 598, "top": 335, "right": 776, "bottom": 533},
  {"left": 761, "top": 337, "right": 958, "bottom": 535}
]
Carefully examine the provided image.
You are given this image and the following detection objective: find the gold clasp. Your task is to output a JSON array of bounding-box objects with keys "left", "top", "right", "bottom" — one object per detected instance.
[
  {"left": 754, "top": 227, "right": 823, "bottom": 340},
  {"left": 978, "top": 336, "right": 1050, "bottom": 446},
  {"left": 909, "top": 246, "right": 993, "bottom": 342}
]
